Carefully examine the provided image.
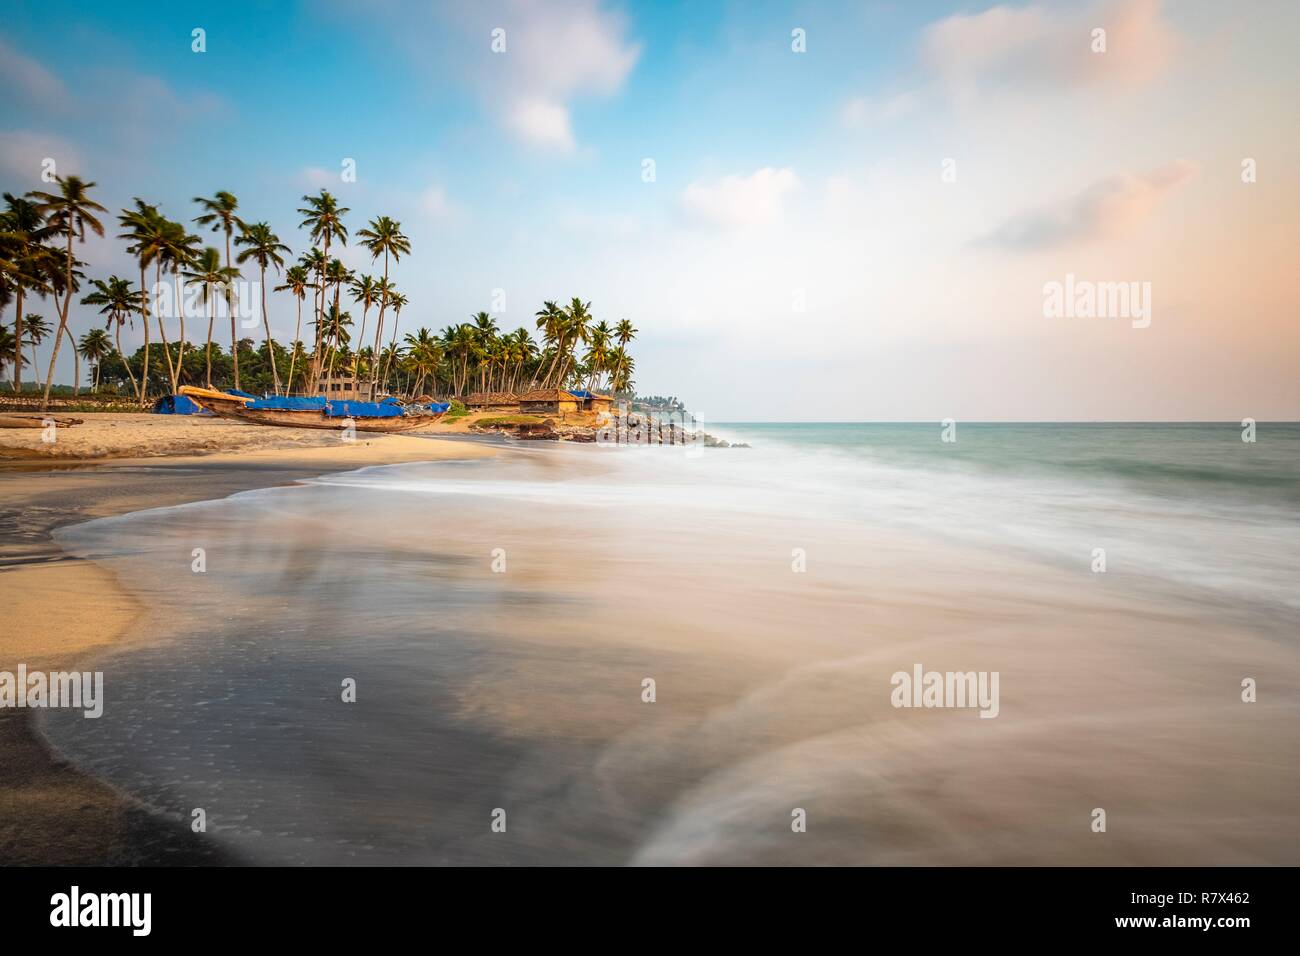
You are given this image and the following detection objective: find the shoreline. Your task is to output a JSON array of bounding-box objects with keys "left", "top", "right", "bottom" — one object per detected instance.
[{"left": 0, "top": 429, "right": 497, "bottom": 865}]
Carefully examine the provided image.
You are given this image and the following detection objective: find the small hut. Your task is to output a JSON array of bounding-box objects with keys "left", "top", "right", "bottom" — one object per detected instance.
[
  {"left": 464, "top": 391, "right": 521, "bottom": 411},
  {"left": 519, "top": 388, "right": 579, "bottom": 417},
  {"left": 315, "top": 376, "right": 375, "bottom": 401},
  {"left": 567, "top": 389, "right": 613, "bottom": 415}
]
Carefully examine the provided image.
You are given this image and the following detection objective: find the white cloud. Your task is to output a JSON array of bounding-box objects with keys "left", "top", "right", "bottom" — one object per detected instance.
[
  {"left": 506, "top": 97, "right": 576, "bottom": 151},
  {"left": 483, "top": 0, "right": 639, "bottom": 150},
  {"left": 979, "top": 160, "right": 1196, "bottom": 250},
  {"left": 0, "top": 130, "right": 82, "bottom": 183},
  {"left": 300, "top": 166, "right": 339, "bottom": 190},
  {"left": 681, "top": 167, "right": 800, "bottom": 229},
  {"left": 0, "top": 35, "right": 69, "bottom": 111},
  {"left": 841, "top": 92, "right": 917, "bottom": 128},
  {"left": 419, "top": 185, "right": 456, "bottom": 219},
  {"left": 922, "top": 0, "right": 1174, "bottom": 101}
]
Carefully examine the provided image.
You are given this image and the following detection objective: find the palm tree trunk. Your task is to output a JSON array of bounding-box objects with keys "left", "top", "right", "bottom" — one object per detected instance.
[
  {"left": 12, "top": 288, "right": 24, "bottom": 393},
  {"left": 113, "top": 322, "right": 139, "bottom": 401},
  {"left": 39, "top": 232, "right": 76, "bottom": 410},
  {"left": 175, "top": 274, "right": 188, "bottom": 381},
  {"left": 286, "top": 296, "right": 302, "bottom": 395},
  {"left": 64, "top": 326, "right": 80, "bottom": 395},
  {"left": 259, "top": 264, "right": 280, "bottom": 394},
  {"left": 371, "top": 250, "right": 389, "bottom": 391},
  {"left": 154, "top": 263, "right": 178, "bottom": 394},
  {"left": 139, "top": 266, "right": 151, "bottom": 405},
  {"left": 205, "top": 291, "right": 215, "bottom": 388},
  {"left": 226, "top": 228, "right": 240, "bottom": 390}
]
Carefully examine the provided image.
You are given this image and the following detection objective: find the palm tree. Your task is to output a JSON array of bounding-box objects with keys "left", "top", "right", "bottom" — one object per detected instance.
[
  {"left": 558, "top": 297, "right": 592, "bottom": 388},
  {"left": 81, "top": 275, "right": 142, "bottom": 400},
  {"left": 23, "top": 313, "right": 52, "bottom": 386},
  {"left": 355, "top": 215, "right": 410, "bottom": 389},
  {"left": 1, "top": 193, "right": 56, "bottom": 394},
  {"left": 26, "top": 175, "right": 106, "bottom": 409},
  {"left": 183, "top": 248, "right": 240, "bottom": 388},
  {"left": 297, "top": 191, "right": 348, "bottom": 388},
  {"left": 117, "top": 200, "right": 166, "bottom": 403},
  {"left": 0, "top": 326, "right": 17, "bottom": 387},
  {"left": 382, "top": 290, "right": 407, "bottom": 391},
  {"left": 192, "top": 191, "right": 245, "bottom": 387},
  {"left": 534, "top": 300, "right": 564, "bottom": 388},
  {"left": 297, "top": 249, "right": 326, "bottom": 385},
  {"left": 608, "top": 347, "right": 634, "bottom": 394},
  {"left": 584, "top": 320, "right": 612, "bottom": 390},
  {"left": 234, "top": 221, "right": 290, "bottom": 394},
  {"left": 160, "top": 218, "right": 201, "bottom": 389},
  {"left": 275, "top": 265, "right": 310, "bottom": 394},
  {"left": 615, "top": 318, "right": 637, "bottom": 348},
  {"left": 348, "top": 273, "right": 379, "bottom": 391},
  {"left": 78, "top": 327, "right": 112, "bottom": 392}
]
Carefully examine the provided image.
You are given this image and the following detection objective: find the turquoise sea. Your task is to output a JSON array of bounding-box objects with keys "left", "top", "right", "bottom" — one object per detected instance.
[{"left": 40, "top": 423, "right": 1300, "bottom": 864}]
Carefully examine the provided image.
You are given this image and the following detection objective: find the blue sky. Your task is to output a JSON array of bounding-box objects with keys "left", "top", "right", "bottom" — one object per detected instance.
[{"left": 2, "top": 0, "right": 1297, "bottom": 419}]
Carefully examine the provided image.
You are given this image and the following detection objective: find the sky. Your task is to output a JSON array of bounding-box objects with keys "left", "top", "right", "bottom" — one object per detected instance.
[{"left": 1, "top": 0, "right": 1297, "bottom": 420}]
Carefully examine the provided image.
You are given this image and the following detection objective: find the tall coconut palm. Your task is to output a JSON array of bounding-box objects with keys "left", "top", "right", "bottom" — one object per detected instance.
[
  {"left": 558, "top": 297, "right": 592, "bottom": 388},
  {"left": 584, "top": 320, "right": 613, "bottom": 390},
  {"left": 0, "top": 326, "right": 18, "bottom": 387},
  {"left": 297, "top": 249, "right": 326, "bottom": 384},
  {"left": 192, "top": 191, "right": 245, "bottom": 387},
  {"left": 297, "top": 191, "right": 348, "bottom": 388},
  {"left": 382, "top": 290, "right": 407, "bottom": 392},
  {"left": 234, "top": 221, "right": 290, "bottom": 394},
  {"left": 275, "top": 265, "right": 310, "bottom": 395},
  {"left": 1, "top": 193, "right": 56, "bottom": 394},
  {"left": 534, "top": 300, "right": 564, "bottom": 388},
  {"left": 614, "top": 318, "right": 637, "bottom": 348},
  {"left": 355, "top": 215, "right": 410, "bottom": 390},
  {"left": 160, "top": 218, "right": 201, "bottom": 389},
  {"left": 117, "top": 200, "right": 167, "bottom": 403},
  {"left": 26, "top": 175, "right": 106, "bottom": 409},
  {"left": 81, "top": 275, "right": 142, "bottom": 400},
  {"left": 78, "top": 327, "right": 112, "bottom": 392},
  {"left": 23, "top": 314, "right": 52, "bottom": 387},
  {"left": 183, "top": 248, "right": 240, "bottom": 388},
  {"left": 348, "top": 273, "right": 379, "bottom": 390}
]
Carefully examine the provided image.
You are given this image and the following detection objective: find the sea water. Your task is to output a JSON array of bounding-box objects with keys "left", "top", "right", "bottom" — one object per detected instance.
[{"left": 41, "top": 423, "right": 1300, "bottom": 864}]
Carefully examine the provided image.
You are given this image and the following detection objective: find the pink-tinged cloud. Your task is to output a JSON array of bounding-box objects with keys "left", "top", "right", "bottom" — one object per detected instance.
[
  {"left": 923, "top": 0, "right": 1174, "bottom": 99},
  {"left": 0, "top": 130, "right": 82, "bottom": 183},
  {"left": 0, "top": 34, "right": 69, "bottom": 111},
  {"left": 979, "top": 160, "right": 1196, "bottom": 250}
]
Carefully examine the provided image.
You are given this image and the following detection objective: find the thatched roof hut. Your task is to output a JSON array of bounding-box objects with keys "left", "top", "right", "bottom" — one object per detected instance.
[
  {"left": 567, "top": 389, "right": 614, "bottom": 412},
  {"left": 464, "top": 391, "right": 521, "bottom": 410},
  {"left": 519, "top": 389, "right": 580, "bottom": 415}
]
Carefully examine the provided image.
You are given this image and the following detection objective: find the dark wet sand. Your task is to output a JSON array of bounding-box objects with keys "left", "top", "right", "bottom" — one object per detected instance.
[{"left": 0, "top": 437, "right": 494, "bottom": 865}]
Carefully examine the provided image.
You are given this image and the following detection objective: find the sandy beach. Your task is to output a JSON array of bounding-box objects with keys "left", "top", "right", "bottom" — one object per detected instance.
[
  {"left": 8, "top": 421, "right": 1295, "bottom": 867},
  {"left": 0, "top": 416, "right": 494, "bottom": 864}
]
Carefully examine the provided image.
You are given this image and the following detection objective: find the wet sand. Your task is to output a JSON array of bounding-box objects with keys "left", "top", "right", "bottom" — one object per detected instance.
[
  {"left": 31, "top": 442, "right": 1300, "bottom": 866},
  {"left": 0, "top": 431, "right": 495, "bottom": 865}
]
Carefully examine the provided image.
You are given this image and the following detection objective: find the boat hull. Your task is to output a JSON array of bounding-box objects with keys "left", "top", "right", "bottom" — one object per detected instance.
[{"left": 229, "top": 407, "right": 445, "bottom": 433}]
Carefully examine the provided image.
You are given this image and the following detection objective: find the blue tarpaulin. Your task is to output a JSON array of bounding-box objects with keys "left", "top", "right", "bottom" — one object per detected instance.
[
  {"left": 325, "top": 400, "right": 405, "bottom": 419},
  {"left": 225, "top": 389, "right": 257, "bottom": 399},
  {"left": 153, "top": 394, "right": 206, "bottom": 415},
  {"left": 427, "top": 402, "right": 451, "bottom": 413},
  {"left": 246, "top": 396, "right": 328, "bottom": 411}
]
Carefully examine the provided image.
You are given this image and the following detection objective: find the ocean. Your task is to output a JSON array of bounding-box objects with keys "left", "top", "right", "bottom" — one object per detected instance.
[{"left": 41, "top": 423, "right": 1300, "bottom": 864}]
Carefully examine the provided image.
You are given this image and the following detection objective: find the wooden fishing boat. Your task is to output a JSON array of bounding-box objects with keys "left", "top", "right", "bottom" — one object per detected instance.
[
  {"left": 177, "top": 386, "right": 446, "bottom": 433},
  {"left": 229, "top": 405, "right": 446, "bottom": 433},
  {"left": 177, "top": 386, "right": 254, "bottom": 418}
]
